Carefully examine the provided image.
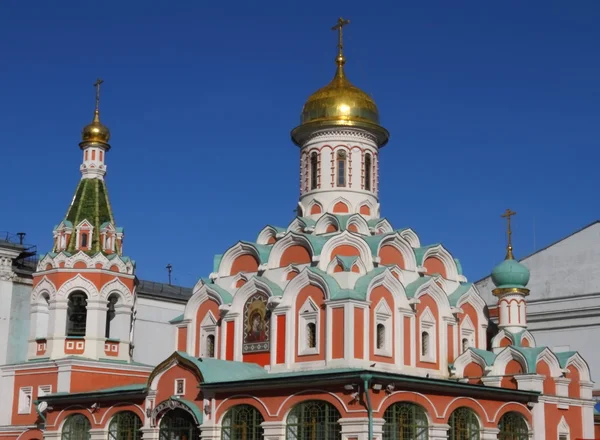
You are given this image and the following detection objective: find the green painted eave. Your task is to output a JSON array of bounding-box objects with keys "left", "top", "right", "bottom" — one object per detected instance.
[
  {"left": 169, "top": 314, "right": 184, "bottom": 324},
  {"left": 306, "top": 267, "right": 346, "bottom": 299},
  {"left": 297, "top": 216, "right": 316, "bottom": 227},
  {"left": 454, "top": 258, "right": 463, "bottom": 275},
  {"left": 555, "top": 351, "right": 579, "bottom": 368},
  {"left": 63, "top": 178, "right": 116, "bottom": 254},
  {"left": 413, "top": 244, "right": 440, "bottom": 266},
  {"left": 405, "top": 276, "right": 431, "bottom": 298},
  {"left": 240, "top": 241, "right": 272, "bottom": 263},
  {"left": 175, "top": 351, "right": 268, "bottom": 384},
  {"left": 203, "top": 280, "right": 233, "bottom": 304},
  {"left": 354, "top": 267, "right": 388, "bottom": 294},
  {"left": 448, "top": 283, "right": 473, "bottom": 307},
  {"left": 470, "top": 348, "right": 497, "bottom": 366},
  {"left": 510, "top": 346, "right": 546, "bottom": 373},
  {"left": 336, "top": 255, "right": 358, "bottom": 271},
  {"left": 254, "top": 275, "right": 283, "bottom": 297},
  {"left": 42, "top": 383, "right": 146, "bottom": 401},
  {"left": 213, "top": 254, "right": 223, "bottom": 273},
  {"left": 332, "top": 214, "right": 351, "bottom": 230}
]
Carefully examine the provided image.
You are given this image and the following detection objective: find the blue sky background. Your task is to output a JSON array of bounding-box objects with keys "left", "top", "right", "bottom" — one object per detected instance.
[{"left": 1, "top": 1, "right": 599, "bottom": 288}]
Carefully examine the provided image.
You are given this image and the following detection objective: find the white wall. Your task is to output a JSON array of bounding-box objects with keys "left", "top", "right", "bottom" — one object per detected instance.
[{"left": 132, "top": 296, "right": 185, "bottom": 365}]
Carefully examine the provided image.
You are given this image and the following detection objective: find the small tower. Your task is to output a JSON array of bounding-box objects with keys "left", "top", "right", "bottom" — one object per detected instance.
[
  {"left": 29, "top": 80, "right": 136, "bottom": 362},
  {"left": 491, "top": 209, "right": 530, "bottom": 333},
  {"left": 291, "top": 18, "right": 389, "bottom": 220}
]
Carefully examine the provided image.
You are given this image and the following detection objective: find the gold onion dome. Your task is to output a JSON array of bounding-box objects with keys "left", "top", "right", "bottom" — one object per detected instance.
[
  {"left": 291, "top": 18, "right": 389, "bottom": 147},
  {"left": 80, "top": 79, "right": 111, "bottom": 149}
]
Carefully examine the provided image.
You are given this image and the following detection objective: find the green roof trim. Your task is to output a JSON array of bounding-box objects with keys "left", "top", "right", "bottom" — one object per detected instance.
[
  {"left": 555, "top": 351, "right": 579, "bottom": 368},
  {"left": 172, "top": 397, "right": 203, "bottom": 424},
  {"left": 206, "top": 281, "right": 233, "bottom": 304},
  {"left": 353, "top": 267, "right": 388, "bottom": 295},
  {"left": 405, "top": 276, "right": 431, "bottom": 298},
  {"left": 336, "top": 255, "right": 358, "bottom": 271},
  {"left": 306, "top": 268, "right": 348, "bottom": 300},
  {"left": 413, "top": 244, "right": 440, "bottom": 266},
  {"left": 238, "top": 241, "right": 272, "bottom": 264},
  {"left": 470, "top": 348, "right": 497, "bottom": 366},
  {"left": 454, "top": 258, "right": 463, "bottom": 275},
  {"left": 448, "top": 283, "right": 473, "bottom": 307},
  {"left": 254, "top": 275, "right": 284, "bottom": 297},
  {"left": 213, "top": 254, "right": 223, "bottom": 273},
  {"left": 297, "top": 217, "right": 316, "bottom": 227},
  {"left": 299, "top": 233, "right": 328, "bottom": 255},
  {"left": 511, "top": 346, "right": 546, "bottom": 373},
  {"left": 44, "top": 383, "right": 146, "bottom": 399},
  {"left": 64, "top": 178, "right": 116, "bottom": 254},
  {"left": 169, "top": 314, "right": 184, "bottom": 324},
  {"left": 175, "top": 351, "right": 268, "bottom": 384}
]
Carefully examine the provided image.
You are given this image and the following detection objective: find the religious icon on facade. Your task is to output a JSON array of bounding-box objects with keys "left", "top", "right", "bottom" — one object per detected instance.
[{"left": 243, "top": 293, "right": 270, "bottom": 353}]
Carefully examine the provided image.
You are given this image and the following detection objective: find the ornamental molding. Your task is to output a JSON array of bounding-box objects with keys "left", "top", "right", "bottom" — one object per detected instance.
[
  {"left": 151, "top": 397, "right": 200, "bottom": 427},
  {"left": 99, "top": 277, "right": 133, "bottom": 305},
  {"left": 37, "top": 251, "right": 133, "bottom": 274},
  {"left": 302, "top": 129, "right": 378, "bottom": 145}
]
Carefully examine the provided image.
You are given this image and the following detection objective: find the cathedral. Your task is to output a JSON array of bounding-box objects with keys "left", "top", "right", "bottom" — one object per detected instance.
[{"left": 0, "top": 18, "right": 595, "bottom": 440}]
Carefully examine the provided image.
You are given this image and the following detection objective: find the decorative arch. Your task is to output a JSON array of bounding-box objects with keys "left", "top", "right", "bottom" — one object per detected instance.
[
  {"left": 219, "top": 242, "right": 262, "bottom": 277},
  {"left": 365, "top": 269, "right": 410, "bottom": 310},
  {"left": 536, "top": 348, "right": 562, "bottom": 377},
  {"left": 382, "top": 402, "right": 429, "bottom": 440},
  {"left": 371, "top": 219, "right": 393, "bottom": 235},
  {"left": 230, "top": 277, "right": 277, "bottom": 313},
  {"left": 285, "top": 400, "right": 342, "bottom": 439},
  {"left": 414, "top": 279, "right": 453, "bottom": 319},
  {"left": 490, "top": 347, "right": 528, "bottom": 376},
  {"left": 100, "top": 277, "right": 133, "bottom": 305},
  {"left": 519, "top": 331, "right": 535, "bottom": 348},
  {"left": 55, "top": 274, "right": 99, "bottom": 300},
  {"left": 31, "top": 276, "right": 57, "bottom": 304},
  {"left": 183, "top": 280, "right": 227, "bottom": 321},
  {"left": 318, "top": 230, "right": 374, "bottom": 272},
  {"left": 256, "top": 226, "right": 280, "bottom": 245},
  {"left": 268, "top": 232, "right": 314, "bottom": 268},
  {"left": 452, "top": 349, "right": 489, "bottom": 378},
  {"left": 421, "top": 245, "right": 459, "bottom": 281},
  {"left": 398, "top": 228, "right": 420, "bottom": 248},
  {"left": 328, "top": 197, "right": 352, "bottom": 214},
  {"left": 279, "top": 269, "right": 331, "bottom": 309},
  {"left": 309, "top": 202, "right": 323, "bottom": 216},
  {"left": 221, "top": 404, "right": 264, "bottom": 440},
  {"left": 564, "top": 352, "right": 591, "bottom": 382},
  {"left": 314, "top": 213, "right": 341, "bottom": 235},
  {"left": 459, "top": 315, "right": 476, "bottom": 353},
  {"left": 346, "top": 214, "right": 370, "bottom": 234},
  {"left": 378, "top": 233, "right": 417, "bottom": 271}
]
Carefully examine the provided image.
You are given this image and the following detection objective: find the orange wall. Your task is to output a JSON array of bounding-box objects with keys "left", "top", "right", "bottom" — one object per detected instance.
[
  {"left": 12, "top": 367, "right": 58, "bottom": 426},
  {"left": 230, "top": 254, "right": 259, "bottom": 275},
  {"left": 70, "top": 366, "right": 148, "bottom": 393},
  {"left": 276, "top": 315, "right": 286, "bottom": 364},
  {"left": 403, "top": 316, "right": 411, "bottom": 366},
  {"left": 537, "top": 361, "right": 556, "bottom": 395},
  {"left": 379, "top": 245, "right": 405, "bottom": 269},
  {"left": 177, "top": 327, "right": 187, "bottom": 351},
  {"left": 156, "top": 364, "right": 200, "bottom": 404},
  {"left": 332, "top": 307, "right": 344, "bottom": 359},
  {"left": 369, "top": 286, "right": 394, "bottom": 363},
  {"left": 423, "top": 257, "right": 446, "bottom": 278},
  {"left": 225, "top": 321, "right": 235, "bottom": 360},
  {"left": 500, "top": 360, "right": 523, "bottom": 389},
  {"left": 354, "top": 307, "right": 364, "bottom": 359},
  {"left": 33, "top": 271, "right": 135, "bottom": 293},
  {"left": 458, "top": 303, "right": 479, "bottom": 349},
  {"left": 331, "top": 245, "right": 360, "bottom": 257},
  {"left": 280, "top": 245, "right": 311, "bottom": 266},
  {"left": 415, "top": 294, "right": 440, "bottom": 370},
  {"left": 195, "top": 299, "right": 220, "bottom": 356}
]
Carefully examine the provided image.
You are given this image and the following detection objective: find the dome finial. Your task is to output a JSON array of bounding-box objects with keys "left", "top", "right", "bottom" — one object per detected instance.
[
  {"left": 331, "top": 17, "right": 350, "bottom": 72},
  {"left": 80, "top": 78, "right": 111, "bottom": 147},
  {"left": 501, "top": 208, "right": 517, "bottom": 260}
]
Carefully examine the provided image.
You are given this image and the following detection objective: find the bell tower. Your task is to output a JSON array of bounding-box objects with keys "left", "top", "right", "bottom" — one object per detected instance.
[
  {"left": 291, "top": 18, "right": 389, "bottom": 220},
  {"left": 28, "top": 80, "right": 136, "bottom": 362}
]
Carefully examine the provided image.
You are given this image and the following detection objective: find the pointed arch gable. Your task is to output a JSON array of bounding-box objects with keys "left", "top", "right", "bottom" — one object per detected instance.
[
  {"left": 279, "top": 268, "right": 331, "bottom": 309},
  {"left": 490, "top": 347, "right": 528, "bottom": 376},
  {"left": 147, "top": 352, "right": 202, "bottom": 391},
  {"left": 414, "top": 279, "right": 452, "bottom": 318},
  {"left": 256, "top": 226, "right": 280, "bottom": 245},
  {"left": 31, "top": 276, "right": 57, "bottom": 304},
  {"left": 330, "top": 197, "right": 351, "bottom": 214},
  {"left": 564, "top": 352, "right": 591, "bottom": 382},
  {"left": 398, "top": 228, "right": 420, "bottom": 248},
  {"left": 452, "top": 349, "right": 489, "bottom": 378},
  {"left": 267, "top": 232, "right": 314, "bottom": 269},
  {"left": 536, "top": 348, "right": 562, "bottom": 377},
  {"left": 318, "top": 231, "right": 374, "bottom": 272},
  {"left": 230, "top": 277, "right": 278, "bottom": 311},
  {"left": 371, "top": 219, "right": 393, "bottom": 234},
  {"left": 421, "top": 245, "right": 459, "bottom": 281},
  {"left": 346, "top": 214, "right": 370, "bottom": 235},
  {"left": 314, "top": 213, "right": 341, "bottom": 235},
  {"left": 219, "top": 242, "right": 261, "bottom": 277},
  {"left": 378, "top": 233, "right": 417, "bottom": 272},
  {"left": 55, "top": 274, "right": 99, "bottom": 300},
  {"left": 100, "top": 277, "right": 133, "bottom": 305},
  {"left": 183, "top": 281, "right": 227, "bottom": 321},
  {"left": 365, "top": 269, "right": 410, "bottom": 310}
]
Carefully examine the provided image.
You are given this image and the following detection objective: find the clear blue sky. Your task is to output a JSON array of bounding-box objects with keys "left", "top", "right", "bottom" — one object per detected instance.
[{"left": 1, "top": 1, "right": 599, "bottom": 288}]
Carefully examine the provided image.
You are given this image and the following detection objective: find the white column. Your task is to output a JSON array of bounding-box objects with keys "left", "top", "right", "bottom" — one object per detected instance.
[
  {"left": 0, "top": 368, "right": 15, "bottom": 425},
  {"left": 482, "top": 428, "right": 500, "bottom": 439},
  {"left": 583, "top": 401, "right": 595, "bottom": 439},
  {"left": 111, "top": 304, "right": 132, "bottom": 341},
  {"left": 0, "top": 251, "right": 18, "bottom": 365},
  {"left": 48, "top": 299, "right": 67, "bottom": 359},
  {"left": 261, "top": 422, "right": 286, "bottom": 440},
  {"left": 530, "top": 401, "right": 545, "bottom": 440},
  {"left": 84, "top": 298, "right": 108, "bottom": 359},
  {"left": 339, "top": 417, "right": 384, "bottom": 440}
]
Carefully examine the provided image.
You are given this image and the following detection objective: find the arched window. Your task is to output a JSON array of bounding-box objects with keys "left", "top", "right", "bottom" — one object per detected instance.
[
  {"left": 336, "top": 150, "right": 346, "bottom": 187},
  {"left": 364, "top": 153, "right": 372, "bottom": 191},
  {"left": 421, "top": 332, "right": 430, "bottom": 357},
  {"left": 310, "top": 152, "right": 319, "bottom": 190},
  {"left": 206, "top": 334, "right": 215, "bottom": 357},
  {"left": 307, "top": 323, "right": 316, "bottom": 348},
  {"left": 462, "top": 338, "right": 469, "bottom": 352},
  {"left": 221, "top": 404, "right": 264, "bottom": 440},
  {"left": 81, "top": 232, "right": 88, "bottom": 248},
  {"left": 383, "top": 402, "right": 429, "bottom": 440},
  {"left": 448, "top": 407, "right": 481, "bottom": 440},
  {"left": 105, "top": 294, "right": 119, "bottom": 338},
  {"left": 159, "top": 409, "right": 198, "bottom": 440},
  {"left": 498, "top": 412, "right": 529, "bottom": 440},
  {"left": 62, "top": 414, "right": 91, "bottom": 440},
  {"left": 109, "top": 411, "right": 142, "bottom": 440},
  {"left": 377, "top": 323, "right": 385, "bottom": 350},
  {"left": 67, "top": 292, "right": 88, "bottom": 336},
  {"left": 286, "top": 400, "right": 341, "bottom": 440}
]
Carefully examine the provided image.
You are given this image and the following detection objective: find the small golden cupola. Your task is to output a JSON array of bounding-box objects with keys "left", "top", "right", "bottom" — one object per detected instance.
[
  {"left": 80, "top": 78, "right": 111, "bottom": 149},
  {"left": 291, "top": 18, "right": 389, "bottom": 147}
]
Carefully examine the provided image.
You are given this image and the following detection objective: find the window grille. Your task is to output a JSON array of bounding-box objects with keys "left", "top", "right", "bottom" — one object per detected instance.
[
  {"left": 337, "top": 151, "right": 346, "bottom": 187},
  {"left": 81, "top": 233, "right": 88, "bottom": 248},
  {"left": 221, "top": 404, "right": 264, "bottom": 440},
  {"left": 286, "top": 400, "right": 341, "bottom": 440},
  {"left": 108, "top": 411, "right": 142, "bottom": 440},
  {"left": 462, "top": 338, "right": 469, "bottom": 352},
  {"left": 497, "top": 412, "right": 529, "bottom": 440},
  {"left": 207, "top": 334, "right": 215, "bottom": 357},
  {"left": 383, "top": 402, "right": 429, "bottom": 440},
  {"left": 310, "top": 153, "right": 318, "bottom": 190},
  {"left": 421, "top": 332, "right": 430, "bottom": 357},
  {"left": 365, "top": 153, "right": 372, "bottom": 191},
  {"left": 377, "top": 324, "right": 385, "bottom": 350},
  {"left": 62, "top": 414, "right": 91, "bottom": 440},
  {"left": 67, "top": 292, "right": 87, "bottom": 336},
  {"left": 448, "top": 407, "right": 481, "bottom": 440},
  {"left": 307, "top": 323, "right": 317, "bottom": 348}
]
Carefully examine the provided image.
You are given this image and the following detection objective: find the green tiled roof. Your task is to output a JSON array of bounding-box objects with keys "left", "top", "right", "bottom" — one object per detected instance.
[
  {"left": 413, "top": 244, "right": 440, "bottom": 266},
  {"left": 169, "top": 314, "right": 184, "bottom": 324},
  {"left": 354, "top": 267, "right": 387, "bottom": 294},
  {"left": 511, "top": 346, "right": 546, "bottom": 373},
  {"left": 176, "top": 351, "right": 267, "bottom": 384},
  {"left": 254, "top": 275, "right": 283, "bottom": 297},
  {"left": 213, "top": 254, "right": 223, "bottom": 273},
  {"left": 174, "top": 397, "right": 203, "bottom": 424},
  {"left": 405, "top": 276, "right": 431, "bottom": 298},
  {"left": 470, "top": 348, "right": 497, "bottom": 366},
  {"left": 448, "top": 283, "right": 473, "bottom": 306},
  {"left": 454, "top": 258, "right": 463, "bottom": 275},
  {"left": 336, "top": 255, "right": 358, "bottom": 271},
  {"left": 63, "top": 178, "right": 116, "bottom": 254},
  {"left": 297, "top": 217, "right": 316, "bottom": 227},
  {"left": 206, "top": 281, "right": 233, "bottom": 304},
  {"left": 555, "top": 351, "right": 579, "bottom": 368},
  {"left": 300, "top": 233, "right": 328, "bottom": 254},
  {"left": 45, "top": 383, "right": 146, "bottom": 399}
]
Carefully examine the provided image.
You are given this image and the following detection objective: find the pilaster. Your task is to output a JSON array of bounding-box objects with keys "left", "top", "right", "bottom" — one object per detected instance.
[
  {"left": 89, "top": 429, "right": 108, "bottom": 440},
  {"left": 338, "top": 417, "right": 384, "bottom": 440},
  {"left": 140, "top": 427, "right": 160, "bottom": 440},
  {"left": 198, "top": 425, "right": 220, "bottom": 440},
  {"left": 429, "top": 423, "right": 450, "bottom": 439},
  {"left": 481, "top": 428, "right": 500, "bottom": 439},
  {"left": 261, "top": 421, "right": 286, "bottom": 440}
]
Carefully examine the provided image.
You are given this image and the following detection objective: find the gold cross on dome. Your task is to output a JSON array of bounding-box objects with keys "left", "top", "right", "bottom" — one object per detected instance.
[
  {"left": 501, "top": 208, "right": 517, "bottom": 260},
  {"left": 331, "top": 17, "right": 350, "bottom": 58},
  {"left": 93, "top": 78, "right": 104, "bottom": 114}
]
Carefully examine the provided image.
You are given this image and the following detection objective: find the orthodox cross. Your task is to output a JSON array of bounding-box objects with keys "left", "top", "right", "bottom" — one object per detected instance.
[
  {"left": 331, "top": 17, "right": 350, "bottom": 58},
  {"left": 501, "top": 208, "right": 517, "bottom": 260},
  {"left": 93, "top": 78, "right": 104, "bottom": 114}
]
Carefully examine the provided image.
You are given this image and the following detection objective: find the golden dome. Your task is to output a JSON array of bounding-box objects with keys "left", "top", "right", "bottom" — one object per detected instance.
[
  {"left": 80, "top": 78, "right": 111, "bottom": 149},
  {"left": 81, "top": 111, "right": 111, "bottom": 146},
  {"left": 291, "top": 18, "right": 389, "bottom": 147}
]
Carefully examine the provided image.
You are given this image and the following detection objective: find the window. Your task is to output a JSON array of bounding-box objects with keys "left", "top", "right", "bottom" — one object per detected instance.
[
  {"left": 421, "top": 332, "right": 430, "bottom": 357},
  {"left": 67, "top": 292, "right": 87, "bottom": 336},
  {"left": 62, "top": 414, "right": 91, "bottom": 440},
  {"left": 460, "top": 315, "right": 475, "bottom": 353},
  {"left": 448, "top": 407, "right": 481, "bottom": 440},
  {"left": 91, "top": 150, "right": 96, "bottom": 160},
  {"left": 462, "top": 338, "right": 469, "bottom": 352},
  {"left": 364, "top": 153, "right": 372, "bottom": 191},
  {"left": 221, "top": 404, "right": 264, "bottom": 440},
  {"left": 174, "top": 379, "right": 185, "bottom": 396},
  {"left": 105, "top": 295, "right": 119, "bottom": 338},
  {"left": 18, "top": 387, "right": 32, "bottom": 414},
  {"left": 377, "top": 324, "right": 385, "bottom": 349},
  {"left": 286, "top": 400, "right": 341, "bottom": 440},
  {"left": 559, "top": 436, "right": 568, "bottom": 440},
  {"left": 298, "top": 298, "right": 319, "bottom": 355},
  {"left": 497, "top": 412, "right": 529, "bottom": 440},
  {"left": 336, "top": 150, "right": 346, "bottom": 187},
  {"left": 310, "top": 152, "right": 319, "bottom": 190},
  {"left": 383, "top": 402, "right": 429, "bottom": 440},
  {"left": 38, "top": 385, "right": 52, "bottom": 397},
  {"left": 109, "top": 411, "right": 142, "bottom": 440},
  {"left": 307, "top": 323, "right": 316, "bottom": 348},
  {"left": 159, "top": 409, "right": 198, "bottom": 440},
  {"left": 206, "top": 334, "right": 215, "bottom": 357},
  {"left": 81, "top": 232, "right": 88, "bottom": 248},
  {"left": 374, "top": 300, "right": 392, "bottom": 357}
]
